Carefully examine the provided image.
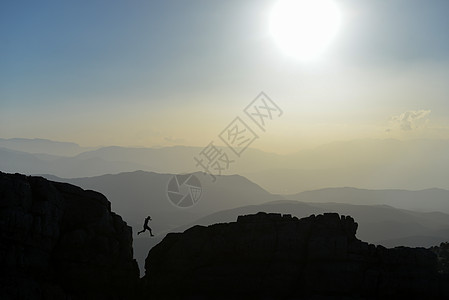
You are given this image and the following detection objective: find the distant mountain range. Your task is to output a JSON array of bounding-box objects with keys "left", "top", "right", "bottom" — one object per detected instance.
[
  {"left": 287, "top": 187, "right": 449, "bottom": 214},
  {"left": 2, "top": 137, "right": 449, "bottom": 193},
  {"left": 0, "top": 138, "right": 93, "bottom": 156},
  {"left": 42, "top": 171, "right": 281, "bottom": 231},
  {"left": 0, "top": 147, "right": 147, "bottom": 178},
  {"left": 242, "top": 138, "right": 449, "bottom": 193},
  {"left": 0, "top": 142, "right": 280, "bottom": 178}
]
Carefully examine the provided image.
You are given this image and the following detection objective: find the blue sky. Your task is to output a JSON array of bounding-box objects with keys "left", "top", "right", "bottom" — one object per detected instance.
[{"left": 1, "top": 0, "right": 449, "bottom": 151}]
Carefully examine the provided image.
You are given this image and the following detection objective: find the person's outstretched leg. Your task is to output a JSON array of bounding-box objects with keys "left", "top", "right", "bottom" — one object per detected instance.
[{"left": 137, "top": 228, "right": 145, "bottom": 235}]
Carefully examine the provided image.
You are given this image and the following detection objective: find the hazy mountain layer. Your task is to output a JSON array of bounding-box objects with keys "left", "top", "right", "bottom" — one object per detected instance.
[
  {"left": 0, "top": 138, "right": 92, "bottom": 156},
  {"left": 288, "top": 187, "right": 449, "bottom": 213},
  {"left": 3, "top": 138, "right": 449, "bottom": 193}
]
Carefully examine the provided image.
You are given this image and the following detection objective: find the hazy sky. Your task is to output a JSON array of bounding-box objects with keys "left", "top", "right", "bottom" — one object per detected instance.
[{"left": 1, "top": 0, "right": 449, "bottom": 153}]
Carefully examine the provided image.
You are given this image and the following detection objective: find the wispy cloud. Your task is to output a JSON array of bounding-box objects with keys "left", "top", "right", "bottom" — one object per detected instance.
[{"left": 389, "top": 110, "right": 431, "bottom": 131}]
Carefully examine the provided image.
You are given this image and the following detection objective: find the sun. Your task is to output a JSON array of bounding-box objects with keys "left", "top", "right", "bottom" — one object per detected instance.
[{"left": 269, "top": 0, "right": 342, "bottom": 61}]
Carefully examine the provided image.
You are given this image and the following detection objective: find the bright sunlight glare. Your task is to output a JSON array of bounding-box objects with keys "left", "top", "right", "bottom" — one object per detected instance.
[{"left": 269, "top": 0, "right": 342, "bottom": 61}]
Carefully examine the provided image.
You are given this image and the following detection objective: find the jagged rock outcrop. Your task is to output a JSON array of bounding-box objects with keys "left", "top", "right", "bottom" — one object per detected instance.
[
  {"left": 431, "top": 242, "right": 449, "bottom": 275},
  {"left": 142, "top": 212, "right": 448, "bottom": 299},
  {"left": 0, "top": 172, "right": 139, "bottom": 299},
  {"left": 431, "top": 241, "right": 449, "bottom": 297}
]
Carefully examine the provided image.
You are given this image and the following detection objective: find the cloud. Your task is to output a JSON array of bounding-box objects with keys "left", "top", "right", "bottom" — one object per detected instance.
[{"left": 390, "top": 110, "right": 431, "bottom": 131}]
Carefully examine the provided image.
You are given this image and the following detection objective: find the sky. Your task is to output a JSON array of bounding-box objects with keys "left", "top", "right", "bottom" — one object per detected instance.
[{"left": 1, "top": 0, "right": 449, "bottom": 153}]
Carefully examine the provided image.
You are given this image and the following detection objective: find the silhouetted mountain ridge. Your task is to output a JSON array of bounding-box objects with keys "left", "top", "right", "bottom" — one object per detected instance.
[
  {"left": 170, "top": 199, "right": 449, "bottom": 248},
  {"left": 142, "top": 212, "right": 449, "bottom": 299}
]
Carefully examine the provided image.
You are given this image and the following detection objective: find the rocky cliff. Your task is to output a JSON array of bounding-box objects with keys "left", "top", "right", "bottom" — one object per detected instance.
[
  {"left": 142, "top": 212, "right": 449, "bottom": 299},
  {"left": 0, "top": 172, "right": 139, "bottom": 299}
]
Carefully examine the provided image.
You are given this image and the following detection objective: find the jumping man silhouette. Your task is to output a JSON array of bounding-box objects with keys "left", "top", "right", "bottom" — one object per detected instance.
[{"left": 137, "top": 216, "right": 154, "bottom": 237}]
